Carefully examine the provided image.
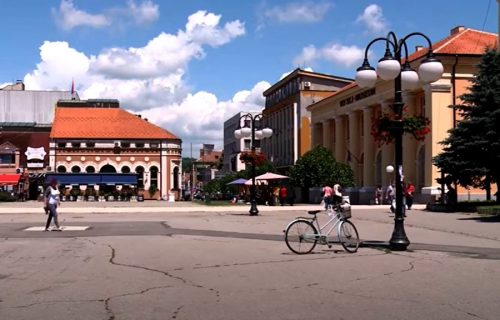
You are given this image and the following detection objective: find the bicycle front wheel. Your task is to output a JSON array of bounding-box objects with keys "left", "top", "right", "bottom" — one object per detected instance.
[
  {"left": 338, "top": 220, "right": 360, "bottom": 253},
  {"left": 285, "top": 220, "right": 318, "bottom": 254}
]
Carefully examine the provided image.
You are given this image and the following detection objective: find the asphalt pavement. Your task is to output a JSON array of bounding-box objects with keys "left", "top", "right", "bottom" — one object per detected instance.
[{"left": 0, "top": 201, "right": 499, "bottom": 320}]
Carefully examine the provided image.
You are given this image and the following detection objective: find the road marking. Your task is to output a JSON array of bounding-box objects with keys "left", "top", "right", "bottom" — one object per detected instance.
[{"left": 24, "top": 226, "right": 90, "bottom": 231}]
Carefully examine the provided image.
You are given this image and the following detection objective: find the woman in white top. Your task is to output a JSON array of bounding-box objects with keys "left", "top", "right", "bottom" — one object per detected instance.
[{"left": 44, "top": 179, "right": 61, "bottom": 231}]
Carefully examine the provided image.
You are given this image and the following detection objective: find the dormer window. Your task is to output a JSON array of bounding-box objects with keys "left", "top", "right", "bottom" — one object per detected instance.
[
  {"left": 121, "top": 142, "right": 130, "bottom": 148},
  {"left": 135, "top": 142, "right": 145, "bottom": 148},
  {"left": 71, "top": 142, "right": 81, "bottom": 148},
  {"left": 58, "top": 142, "right": 66, "bottom": 148},
  {"left": 86, "top": 142, "right": 95, "bottom": 148}
]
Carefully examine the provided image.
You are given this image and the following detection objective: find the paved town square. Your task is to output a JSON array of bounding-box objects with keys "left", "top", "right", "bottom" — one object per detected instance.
[{"left": 1, "top": 202, "right": 499, "bottom": 320}]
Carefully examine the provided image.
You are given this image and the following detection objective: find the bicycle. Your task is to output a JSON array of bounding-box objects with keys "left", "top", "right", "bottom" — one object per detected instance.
[{"left": 284, "top": 201, "right": 360, "bottom": 254}]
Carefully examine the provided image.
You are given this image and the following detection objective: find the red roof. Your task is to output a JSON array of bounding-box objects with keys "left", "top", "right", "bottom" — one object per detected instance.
[
  {"left": 314, "top": 28, "right": 498, "bottom": 104},
  {"left": 407, "top": 28, "right": 498, "bottom": 62},
  {"left": 0, "top": 174, "right": 21, "bottom": 186},
  {"left": 50, "top": 108, "right": 179, "bottom": 140}
]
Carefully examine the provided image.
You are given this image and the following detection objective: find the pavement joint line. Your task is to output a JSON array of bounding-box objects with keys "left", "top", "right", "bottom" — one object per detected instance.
[{"left": 24, "top": 226, "right": 90, "bottom": 231}]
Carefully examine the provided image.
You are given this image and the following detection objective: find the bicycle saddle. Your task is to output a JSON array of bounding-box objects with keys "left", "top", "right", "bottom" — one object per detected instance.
[{"left": 307, "top": 210, "right": 321, "bottom": 215}]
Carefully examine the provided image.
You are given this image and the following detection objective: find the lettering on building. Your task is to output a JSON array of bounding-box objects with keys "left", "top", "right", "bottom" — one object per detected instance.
[{"left": 339, "top": 88, "right": 376, "bottom": 107}]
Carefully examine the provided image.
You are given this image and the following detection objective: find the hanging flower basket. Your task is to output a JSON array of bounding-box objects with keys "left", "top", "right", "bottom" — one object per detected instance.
[
  {"left": 371, "top": 110, "right": 431, "bottom": 146},
  {"left": 240, "top": 151, "right": 266, "bottom": 166}
]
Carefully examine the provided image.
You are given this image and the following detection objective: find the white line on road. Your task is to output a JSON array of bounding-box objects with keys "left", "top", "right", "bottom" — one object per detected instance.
[{"left": 24, "top": 226, "right": 90, "bottom": 231}]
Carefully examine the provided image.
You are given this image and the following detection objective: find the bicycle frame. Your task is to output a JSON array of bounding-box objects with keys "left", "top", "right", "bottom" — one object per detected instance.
[{"left": 313, "top": 209, "right": 344, "bottom": 242}]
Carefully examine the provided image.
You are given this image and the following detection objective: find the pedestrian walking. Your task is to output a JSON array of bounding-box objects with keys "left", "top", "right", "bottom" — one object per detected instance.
[
  {"left": 322, "top": 184, "right": 333, "bottom": 209},
  {"left": 44, "top": 179, "right": 62, "bottom": 231},
  {"left": 405, "top": 181, "right": 415, "bottom": 210},
  {"left": 279, "top": 185, "right": 287, "bottom": 206},
  {"left": 374, "top": 185, "right": 383, "bottom": 205}
]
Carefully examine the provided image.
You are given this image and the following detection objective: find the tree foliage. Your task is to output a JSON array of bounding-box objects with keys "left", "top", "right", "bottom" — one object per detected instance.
[
  {"left": 289, "top": 146, "right": 355, "bottom": 190},
  {"left": 433, "top": 49, "right": 500, "bottom": 202}
]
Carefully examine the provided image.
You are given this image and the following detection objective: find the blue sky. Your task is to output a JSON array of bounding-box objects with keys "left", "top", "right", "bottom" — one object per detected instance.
[{"left": 0, "top": 0, "right": 498, "bottom": 152}]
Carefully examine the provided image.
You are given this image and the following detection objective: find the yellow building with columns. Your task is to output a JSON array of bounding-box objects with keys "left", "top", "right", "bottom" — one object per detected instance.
[{"left": 308, "top": 27, "right": 498, "bottom": 204}]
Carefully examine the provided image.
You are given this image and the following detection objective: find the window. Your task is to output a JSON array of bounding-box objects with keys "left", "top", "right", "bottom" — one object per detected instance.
[
  {"left": 57, "top": 166, "right": 67, "bottom": 173},
  {"left": 71, "top": 142, "right": 81, "bottom": 148},
  {"left": 135, "top": 142, "right": 144, "bottom": 148},
  {"left": 136, "top": 166, "right": 145, "bottom": 188},
  {"left": 85, "top": 166, "right": 95, "bottom": 173},
  {"left": 86, "top": 142, "right": 95, "bottom": 148},
  {"left": 57, "top": 142, "right": 66, "bottom": 148},
  {"left": 121, "top": 166, "right": 131, "bottom": 173},
  {"left": 0, "top": 154, "right": 14, "bottom": 164},
  {"left": 150, "top": 166, "right": 159, "bottom": 189},
  {"left": 150, "top": 142, "right": 159, "bottom": 148},
  {"left": 121, "top": 142, "right": 130, "bottom": 148},
  {"left": 71, "top": 166, "right": 81, "bottom": 173}
]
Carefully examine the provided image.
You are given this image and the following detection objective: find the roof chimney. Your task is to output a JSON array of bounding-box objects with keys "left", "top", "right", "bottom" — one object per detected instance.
[
  {"left": 450, "top": 26, "right": 465, "bottom": 35},
  {"left": 415, "top": 45, "right": 424, "bottom": 52}
]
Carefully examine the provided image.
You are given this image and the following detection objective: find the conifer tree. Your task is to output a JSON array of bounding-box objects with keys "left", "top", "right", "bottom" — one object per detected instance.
[{"left": 434, "top": 49, "right": 500, "bottom": 202}]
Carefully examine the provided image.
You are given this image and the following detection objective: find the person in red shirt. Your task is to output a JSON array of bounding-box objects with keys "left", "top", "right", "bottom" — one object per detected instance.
[
  {"left": 405, "top": 181, "right": 416, "bottom": 210},
  {"left": 279, "top": 185, "right": 287, "bottom": 206}
]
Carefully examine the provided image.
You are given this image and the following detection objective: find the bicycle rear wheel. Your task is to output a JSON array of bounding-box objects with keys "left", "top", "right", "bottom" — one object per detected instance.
[
  {"left": 285, "top": 220, "right": 318, "bottom": 254},
  {"left": 338, "top": 220, "right": 359, "bottom": 253}
]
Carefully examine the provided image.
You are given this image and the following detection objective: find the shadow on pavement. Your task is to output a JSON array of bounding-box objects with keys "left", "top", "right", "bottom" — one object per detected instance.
[{"left": 457, "top": 215, "right": 500, "bottom": 223}]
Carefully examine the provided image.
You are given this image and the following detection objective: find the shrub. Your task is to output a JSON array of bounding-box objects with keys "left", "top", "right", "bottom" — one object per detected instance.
[{"left": 0, "top": 191, "right": 16, "bottom": 202}]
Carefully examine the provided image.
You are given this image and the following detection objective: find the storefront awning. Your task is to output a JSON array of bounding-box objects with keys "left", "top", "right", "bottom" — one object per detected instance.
[
  {"left": 0, "top": 174, "right": 21, "bottom": 186},
  {"left": 45, "top": 173, "right": 137, "bottom": 186}
]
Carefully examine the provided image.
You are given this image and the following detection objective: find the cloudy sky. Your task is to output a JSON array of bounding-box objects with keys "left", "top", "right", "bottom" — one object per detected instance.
[{"left": 0, "top": 0, "right": 497, "bottom": 155}]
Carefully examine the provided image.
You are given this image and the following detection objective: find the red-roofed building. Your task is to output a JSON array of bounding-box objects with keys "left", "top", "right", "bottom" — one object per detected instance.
[
  {"left": 308, "top": 27, "right": 498, "bottom": 204},
  {"left": 49, "top": 99, "right": 182, "bottom": 201}
]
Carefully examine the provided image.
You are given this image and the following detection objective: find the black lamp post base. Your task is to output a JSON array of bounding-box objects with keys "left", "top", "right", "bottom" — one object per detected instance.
[
  {"left": 249, "top": 201, "right": 259, "bottom": 216},
  {"left": 389, "top": 218, "right": 410, "bottom": 251}
]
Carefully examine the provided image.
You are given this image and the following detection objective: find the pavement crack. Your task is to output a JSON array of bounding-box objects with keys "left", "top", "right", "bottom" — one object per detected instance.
[
  {"left": 383, "top": 259, "right": 415, "bottom": 276},
  {"left": 83, "top": 239, "right": 222, "bottom": 304},
  {"left": 171, "top": 305, "right": 184, "bottom": 319},
  {"left": 446, "top": 304, "right": 488, "bottom": 320}
]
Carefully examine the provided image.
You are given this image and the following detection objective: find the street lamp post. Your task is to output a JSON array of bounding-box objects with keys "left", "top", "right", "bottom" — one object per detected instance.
[
  {"left": 234, "top": 113, "right": 273, "bottom": 216},
  {"left": 355, "top": 32, "right": 443, "bottom": 251}
]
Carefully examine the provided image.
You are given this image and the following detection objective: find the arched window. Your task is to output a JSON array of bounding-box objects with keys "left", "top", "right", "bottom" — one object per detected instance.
[
  {"left": 57, "top": 166, "right": 67, "bottom": 173},
  {"left": 173, "top": 167, "right": 179, "bottom": 190},
  {"left": 86, "top": 166, "right": 96, "bottom": 173},
  {"left": 136, "top": 166, "right": 144, "bottom": 188},
  {"left": 71, "top": 166, "right": 81, "bottom": 173},
  {"left": 100, "top": 164, "right": 117, "bottom": 173},
  {"left": 121, "top": 166, "right": 131, "bottom": 173},
  {"left": 150, "top": 166, "right": 159, "bottom": 189}
]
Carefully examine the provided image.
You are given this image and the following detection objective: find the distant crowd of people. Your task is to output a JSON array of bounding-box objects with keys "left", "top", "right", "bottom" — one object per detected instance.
[{"left": 374, "top": 181, "right": 415, "bottom": 210}]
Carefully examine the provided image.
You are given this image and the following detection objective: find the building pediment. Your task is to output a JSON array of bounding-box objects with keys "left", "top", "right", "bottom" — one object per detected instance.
[{"left": 0, "top": 141, "right": 18, "bottom": 154}]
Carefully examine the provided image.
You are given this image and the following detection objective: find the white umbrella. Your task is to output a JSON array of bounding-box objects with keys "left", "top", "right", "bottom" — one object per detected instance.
[
  {"left": 244, "top": 179, "right": 268, "bottom": 186},
  {"left": 254, "top": 172, "right": 289, "bottom": 180}
]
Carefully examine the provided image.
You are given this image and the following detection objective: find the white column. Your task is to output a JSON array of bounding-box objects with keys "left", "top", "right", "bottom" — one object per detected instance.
[
  {"left": 363, "top": 108, "right": 375, "bottom": 187},
  {"left": 348, "top": 111, "right": 361, "bottom": 184},
  {"left": 380, "top": 101, "right": 395, "bottom": 186},
  {"left": 161, "top": 146, "right": 168, "bottom": 198},
  {"left": 403, "top": 92, "right": 418, "bottom": 184},
  {"left": 322, "top": 119, "right": 332, "bottom": 151},
  {"left": 334, "top": 116, "right": 345, "bottom": 162}
]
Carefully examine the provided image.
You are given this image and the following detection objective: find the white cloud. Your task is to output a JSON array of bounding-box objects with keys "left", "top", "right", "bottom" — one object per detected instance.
[
  {"left": 126, "top": 0, "right": 159, "bottom": 25},
  {"left": 24, "top": 11, "right": 256, "bottom": 150},
  {"left": 293, "top": 43, "right": 364, "bottom": 68},
  {"left": 356, "top": 4, "right": 388, "bottom": 35},
  {"left": 53, "top": 0, "right": 160, "bottom": 30},
  {"left": 264, "top": 2, "right": 332, "bottom": 23},
  {"left": 54, "top": 0, "right": 110, "bottom": 30},
  {"left": 279, "top": 67, "right": 314, "bottom": 80}
]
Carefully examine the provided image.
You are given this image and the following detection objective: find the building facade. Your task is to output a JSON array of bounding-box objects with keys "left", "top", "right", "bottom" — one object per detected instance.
[
  {"left": 49, "top": 100, "right": 182, "bottom": 200},
  {"left": 261, "top": 69, "right": 353, "bottom": 169},
  {"left": 308, "top": 27, "right": 498, "bottom": 203},
  {"left": 0, "top": 81, "right": 75, "bottom": 198}
]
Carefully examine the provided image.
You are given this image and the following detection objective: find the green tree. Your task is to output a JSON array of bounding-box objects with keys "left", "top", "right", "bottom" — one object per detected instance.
[
  {"left": 182, "top": 157, "right": 196, "bottom": 173},
  {"left": 289, "top": 146, "right": 355, "bottom": 194},
  {"left": 433, "top": 49, "right": 500, "bottom": 202}
]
